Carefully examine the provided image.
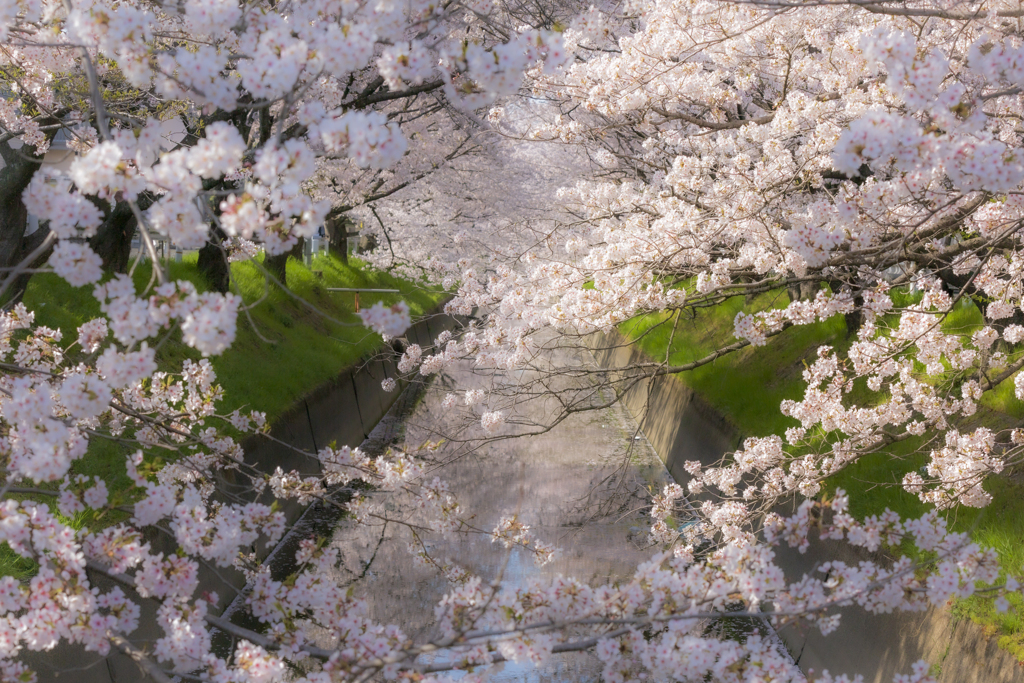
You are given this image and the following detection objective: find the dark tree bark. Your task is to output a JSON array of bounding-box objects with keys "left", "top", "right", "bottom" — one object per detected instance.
[
  {"left": 0, "top": 141, "right": 45, "bottom": 307},
  {"left": 0, "top": 146, "right": 42, "bottom": 260},
  {"left": 325, "top": 215, "right": 349, "bottom": 264},
  {"left": 2, "top": 228, "right": 53, "bottom": 308},
  {"left": 741, "top": 275, "right": 756, "bottom": 305},
  {"left": 844, "top": 293, "right": 865, "bottom": 338},
  {"left": 799, "top": 280, "right": 817, "bottom": 300},
  {"left": 258, "top": 108, "right": 272, "bottom": 149},
  {"left": 786, "top": 283, "right": 802, "bottom": 305},
  {"left": 264, "top": 238, "right": 304, "bottom": 286},
  {"left": 198, "top": 228, "right": 231, "bottom": 293},
  {"left": 90, "top": 202, "right": 137, "bottom": 273},
  {"left": 787, "top": 280, "right": 817, "bottom": 303},
  {"left": 87, "top": 192, "right": 157, "bottom": 273}
]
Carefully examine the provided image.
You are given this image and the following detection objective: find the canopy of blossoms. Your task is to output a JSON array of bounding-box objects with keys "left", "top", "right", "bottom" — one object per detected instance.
[
  {"left": 1, "top": 0, "right": 1023, "bottom": 680},
  {"left": 399, "top": 0, "right": 1024, "bottom": 523}
]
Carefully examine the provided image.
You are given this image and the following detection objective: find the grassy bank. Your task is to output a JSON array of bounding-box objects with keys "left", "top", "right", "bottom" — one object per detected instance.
[
  {"left": 27, "top": 252, "right": 444, "bottom": 424},
  {"left": 2, "top": 253, "right": 444, "bottom": 579},
  {"left": 619, "top": 290, "right": 1024, "bottom": 658}
]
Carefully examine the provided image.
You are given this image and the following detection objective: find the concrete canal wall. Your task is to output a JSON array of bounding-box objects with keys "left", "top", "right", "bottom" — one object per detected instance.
[
  {"left": 33, "top": 309, "right": 464, "bottom": 683},
  {"left": 588, "top": 328, "right": 1024, "bottom": 683},
  {"left": 31, "top": 318, "right": 1021, "bottom": 682}
]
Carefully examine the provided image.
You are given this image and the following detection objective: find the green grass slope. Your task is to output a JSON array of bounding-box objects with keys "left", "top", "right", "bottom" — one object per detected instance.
[
  {"left": 25, "top": 252, "right": 444, "bottom": 423},
  {"left": 0, "top": 253, "right": 444, "bottom": 579},
  {"left": 619, "top": 290, "right": 1024, "bottom": 658}
]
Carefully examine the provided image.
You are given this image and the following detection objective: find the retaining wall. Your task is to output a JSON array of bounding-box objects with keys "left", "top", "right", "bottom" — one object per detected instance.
[
  {"left": 589, "top": 328, "right": 1024, "bottom": 683},
  {"left": 588, "top": 330, "right": 740, "bottom": 482},
  {"left": 32, "top": 308, "right": 463, "bottom": 683}
]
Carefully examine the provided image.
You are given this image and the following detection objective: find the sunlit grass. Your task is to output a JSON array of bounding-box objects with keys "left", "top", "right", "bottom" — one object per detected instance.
[
  {"left": 620, "top": 289, "right": 846, "bottom": 439},
  {"left": 0, "top": 508, "right": 98, "bottom": 582},
  {"left": 24, "top": 252, "right": 444, "bottom": 423},
  {"left": 7, "top": 253, "right": 446, "bottom": 578},
  {"left": 618, "top": 288, "right": 1024, "bottom": 658}
]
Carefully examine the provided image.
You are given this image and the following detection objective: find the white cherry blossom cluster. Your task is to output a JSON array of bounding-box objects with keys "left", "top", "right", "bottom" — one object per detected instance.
[
  {"left": 366, "top": 0, "right": 1024, "bottom": 554},
  {"left": 314, "top": 110, "right": 409, "bottom": 170},
  {"left": 3, "top": 0, "right": 570, "bottom": 295},
  {"left": 1, "top": 311, "right": 1015, "bottom": 683},
  {"left": 480, "top": 409, "right": 505, "bottom": 433},
  {"left": 6, "top": 0, "right": 1024, "bottom": 678},
  {"left": 94, "top": 275, "right": 240, "bottom": 356},
  {"left": 358, "top": 301, "right": 412, "bottom": 339}
]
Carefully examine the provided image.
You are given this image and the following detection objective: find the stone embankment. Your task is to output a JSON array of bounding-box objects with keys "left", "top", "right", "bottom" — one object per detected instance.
[
  {"left": 590, "top": 328, "right": 1024, "bottom": 683},
  {"left": 36, "top": 317, "right": 1021, "bottom": 682},
  {"left": 33, "top": 309, "right": 463, "bottom": 683}
]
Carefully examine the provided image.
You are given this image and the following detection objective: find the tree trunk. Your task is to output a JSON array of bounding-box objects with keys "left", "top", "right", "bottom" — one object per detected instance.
[
  {"left": 198, "top": 229, "right": 231, "bottom": 293},
  {"left": 325, "top": 216, "right": 348, "bottom": 264},
  {"left": 90, "top": 202, "right": 137, "bottom": 273},
  {"left": 740, "top": 275, "right": 755, "bottom": 305},
  {"left": 0, "top": 142, "right": 44, "bottom": 307},
  {"left": 88, "top": 193, "right": 156, "bottom": 274},
  {"left": 2, "top": 228, "right": 53, "bottom": 308},
  {"left": 264, "top": 238, "right": 304, "bottom": 287},
  {"left": 844, "top": 293, "right": 865, "bottom": 338},
  {"left": 799, "top": 280, "right": 817, "bottom": 300},
  {"left": 787, "top": 283, "right": 801, "bottom": 304}
]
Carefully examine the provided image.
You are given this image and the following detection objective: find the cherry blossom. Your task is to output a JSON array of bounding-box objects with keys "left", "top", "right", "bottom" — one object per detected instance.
[
  {"left": 358, "top": 301, "right": 412, "bottom": 339},
  {"left": 2, "top": 0, "right": 1024, "bottom": 679}
]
